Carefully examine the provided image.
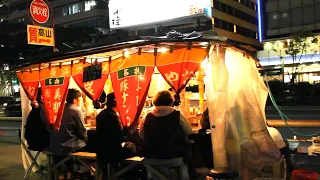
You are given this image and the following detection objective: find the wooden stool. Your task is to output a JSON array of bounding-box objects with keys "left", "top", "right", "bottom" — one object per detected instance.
[
  {"left": 208, "top": 168, "right": 239, "bottom": 180},
  {"left": 71, "top": 152, "right": 100, "bottom": 180}
]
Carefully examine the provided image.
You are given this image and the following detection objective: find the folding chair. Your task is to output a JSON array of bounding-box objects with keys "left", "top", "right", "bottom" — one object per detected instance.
[{"left": 18, "top": 129, "right": 46, "bottom": 180}]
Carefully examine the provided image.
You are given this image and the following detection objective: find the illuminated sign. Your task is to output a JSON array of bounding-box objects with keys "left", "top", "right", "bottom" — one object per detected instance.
[
  {"left": 29, "top": 0, "right": 50, "bottom": 24},
  {"left": 109, "top": 0, "right": 212, "bottom": 29},
  {"left": 27, "top": 25, "right": 54, "bottom": 46}
]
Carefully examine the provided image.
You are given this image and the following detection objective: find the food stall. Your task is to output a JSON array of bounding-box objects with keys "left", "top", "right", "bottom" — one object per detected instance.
[{"left": 17, "top": 38, "right": 284, "bottom": 179}]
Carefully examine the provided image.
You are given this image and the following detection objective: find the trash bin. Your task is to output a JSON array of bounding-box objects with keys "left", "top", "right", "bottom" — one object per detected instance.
[{"left": 291, "top": 170, "right": 318, "bottom": 180}]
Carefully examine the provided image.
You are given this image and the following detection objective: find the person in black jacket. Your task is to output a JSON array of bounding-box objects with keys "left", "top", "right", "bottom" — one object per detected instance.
[
  {"left": 96, "top": 92, "right": 136, "bottom": 179},
  {"left": 25, "top": 88, "right": 51, "bottom": 152}
]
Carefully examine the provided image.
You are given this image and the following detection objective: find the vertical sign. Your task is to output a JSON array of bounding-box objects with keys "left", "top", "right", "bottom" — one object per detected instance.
[
  {"left": 110, "top": 53, "right": 155, "bottom": 127},
  {"left": 40, "top": 66, "right": 71, "bottom": 130}
]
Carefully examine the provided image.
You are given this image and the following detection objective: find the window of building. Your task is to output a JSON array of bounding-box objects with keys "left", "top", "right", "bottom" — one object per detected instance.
[
  {"left": 62, "top": 2, "right": 85, "bottom": 16},
  {"left": 282, "top": 13, "right": 288, "bottom": 18},
  {"left": 234, "top": 0, "right": 256, "bottom": 11},
  {"left": 85, "top": 0, "right": 96, "bottom": 11},
  {"left": 216, "top": 1, "right": 257, "bottom": 25}
]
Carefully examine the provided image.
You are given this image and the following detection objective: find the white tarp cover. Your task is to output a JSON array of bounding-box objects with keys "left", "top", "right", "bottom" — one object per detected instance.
[{"left": 205, "top": 46, "right": 282, "bottom": 179}]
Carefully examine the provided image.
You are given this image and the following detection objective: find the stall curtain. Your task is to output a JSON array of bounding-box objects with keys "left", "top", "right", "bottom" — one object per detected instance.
[
  {"left": 40, "top": 65, "right": 71, "bottom": 130},
  {"left": 72, "top": 62, "right": 109, "bottom": 101},
  {"left": 17, "top": 70, "right": 40, "bottom": 101},
  {"left": 205, "top": 46, "right": 281, "bottom": 179},
  {"left": 110, "top": 53, "right": 155, "bottom": 127},
  {"left": 156, "top": 47, "right": 208, "bottom": 93}
]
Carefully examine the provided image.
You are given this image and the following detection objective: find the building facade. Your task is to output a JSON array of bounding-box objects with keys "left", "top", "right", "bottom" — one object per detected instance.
[
  {"left": 6, "top": 0, "right": 108, "bottom": 31},
  {"left": 212, "top": 0, "right": 260, "bottom": 50},
  {"left": 108, "top": 0, "right": 260, "bottom": 51},
  {"left": 263, "top": 0, "right": 320, "bottom": 40},
  {"left": 258, "top": 0, "right": 320, "bottom": 83}
]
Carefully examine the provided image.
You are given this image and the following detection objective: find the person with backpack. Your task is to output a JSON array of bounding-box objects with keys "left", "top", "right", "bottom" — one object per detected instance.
[{"left": 25, "top": 88, "right": 51, "bottom": 152}]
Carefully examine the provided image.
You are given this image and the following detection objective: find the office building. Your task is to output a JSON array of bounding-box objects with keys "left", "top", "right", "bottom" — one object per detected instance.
[
  {"left": 257, "top": 0, "right": 320, "bottom": 83},
  {"left": 262, "top": 0, "right": 320, "bottom": 40},
  {"left": 212, "top": 0, "right": 260, "bottom": 50}
]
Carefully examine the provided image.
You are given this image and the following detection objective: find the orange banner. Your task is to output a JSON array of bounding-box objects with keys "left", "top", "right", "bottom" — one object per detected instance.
[
  {"left": 156, "top": 48, "right": 208, "bottom": 93},
  {"left": 110, "top": 53, "right": 155, "bottom": 127},
  {"left": 17, "top": 70, "right": 40, "bottom": 101},
  {"left": 72, "top": 62, "right": 109, "bottom": 101},
  {"left": 40, "top": 65, "right": 71, "bottom": 130}
]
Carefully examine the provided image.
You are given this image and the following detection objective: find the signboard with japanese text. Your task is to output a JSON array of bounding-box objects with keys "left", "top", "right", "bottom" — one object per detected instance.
[
  {"left": 40, "top": 66, "right": 71, "bottom": 130},
  {"left": 29, "top": 0, "right": 50, "bottom": 24},
  {"left": 72, "top": 62, "right": 109, "bottom": 101},
  {"left": 17, "top": 70, "right": 40, "bottom": 101},
  {"left": 156, "top": 48, "right": 208, "bottom": 93},
  {"left": 110, "top": 53, "right": 155, "bottom": 127},
  {"left": 109, "top": 0, "right": 212, "bottom": 28},
  {"left": 27, "top": 25, "right": 54, "bottom": 46}
]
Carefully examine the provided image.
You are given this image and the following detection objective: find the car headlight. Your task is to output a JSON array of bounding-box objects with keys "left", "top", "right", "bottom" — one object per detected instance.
[{"left": 3, "top": 103, "right": 7, "bottom": 106}]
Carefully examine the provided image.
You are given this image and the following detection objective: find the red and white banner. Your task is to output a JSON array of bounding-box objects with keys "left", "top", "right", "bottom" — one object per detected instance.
[
  {"left": 156, "top": 48, "right": 208, "bottom": 93},
  {"left": 17, "top": 70, "right": 40, "bottom": 101},
  {"left": 110, "top": 53, "right": 155, "bottom": 127},
  {"left": 40, "top": 66, "right": 71, "bottom": 130},
  {"left": 72, "top": 62, "right": 109, "bottom": 101}
]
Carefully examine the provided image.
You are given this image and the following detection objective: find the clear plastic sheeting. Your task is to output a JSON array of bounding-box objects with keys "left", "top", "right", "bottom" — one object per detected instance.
[{"left": 205, "top": 46, "right": 282, "bottom": 179}]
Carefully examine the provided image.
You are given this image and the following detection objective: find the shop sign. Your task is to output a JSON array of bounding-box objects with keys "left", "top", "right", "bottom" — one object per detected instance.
[
  {"left": 109, "top": 0, "right": 212, "bottom": 28},
  {"left": 17, "top": 71, "right": 40, "bottom": 101},
  {"left": 30, "top": 0, "right": 50, "bottom": 24},
  {"left": 72, "top": 62, "right": 109, "bottom": 101},
  {"left": 27, "top": 25, "right": 54, "bottom": 46},
  {"left": 40, "top": 66, "right": 71, "bottom": 130},
  {"left": 111, "top": 65, "right": 154, "bottom": 127}
]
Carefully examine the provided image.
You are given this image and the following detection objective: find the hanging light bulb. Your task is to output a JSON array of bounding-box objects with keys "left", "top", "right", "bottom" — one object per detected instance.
[{"left": 124, "top": 49, "right": 130, "bottom": 58}]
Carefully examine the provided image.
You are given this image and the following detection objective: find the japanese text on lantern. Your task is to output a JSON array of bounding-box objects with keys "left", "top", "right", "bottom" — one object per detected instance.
[
  {"left": 84, "top": 81, "right": 95, "bottom": 96},
  {"left": 28, "top": 86, "right": 36, "bottom": 97},
  {"left": 120, "top": 79, "right": 129, "bottom": 107},
  {"left": 165, "top": 71, "right": 179, "bottom": 85}
]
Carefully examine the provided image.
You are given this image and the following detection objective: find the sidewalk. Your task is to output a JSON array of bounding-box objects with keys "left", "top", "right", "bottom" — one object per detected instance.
[{"left": 0, "top": 142, "right": 41, "bottom": 180}]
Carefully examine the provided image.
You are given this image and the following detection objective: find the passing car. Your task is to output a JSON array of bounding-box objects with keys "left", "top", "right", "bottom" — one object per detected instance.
[{"left": 2, "top": 92, "right": 22, "bottom": 117}]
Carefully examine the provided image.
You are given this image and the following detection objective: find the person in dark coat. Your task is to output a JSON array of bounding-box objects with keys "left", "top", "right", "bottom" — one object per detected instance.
[
  {"left": 197, "top": 107, "right": 214, "bottom": 168},
  {"left": 96, "top": 92, "right": 136, "bottom": 179},
  {"left": 25, "top": 88, "right": 51, "bottom": 152}
]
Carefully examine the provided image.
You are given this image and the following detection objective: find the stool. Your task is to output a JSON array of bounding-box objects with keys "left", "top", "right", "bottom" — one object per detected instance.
[
  {"left": 43, "top": 151, "right": 72, "bottom": 180},
  {"left": 18, "top": 129, "right": 46, "bottom": 180},
  {"left": 208, "top": 168, "right": 239, "bottom": 180},
  {"left": 71, "top": 152, "right": 100, "bottom": 180}
]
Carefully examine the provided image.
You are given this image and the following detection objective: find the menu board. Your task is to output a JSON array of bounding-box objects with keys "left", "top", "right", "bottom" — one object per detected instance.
[{"left": 83, "top": 64, "right": 102, "bottom": 82}]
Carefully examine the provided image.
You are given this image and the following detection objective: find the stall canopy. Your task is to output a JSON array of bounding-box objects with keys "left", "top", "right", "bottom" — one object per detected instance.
[
  {"left": 17, "top": 39, "right": 281, "bottom": 179},
  {"left": 16, "top": 40, "right": 212, "bottom": 130}
]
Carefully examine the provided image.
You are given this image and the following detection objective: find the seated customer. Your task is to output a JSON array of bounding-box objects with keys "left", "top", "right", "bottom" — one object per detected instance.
[
  {"left": 49, "top": 89, "right": 87, "bottom": 166},
  {"left": 96, "top": 92, "right": 136, "bottom": 179},
  {"left": 139, "top": 90, "right": 192, "bottom": 179},
  {"left": 266, "top": 124, "right": 293, "bottom": 171}
]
